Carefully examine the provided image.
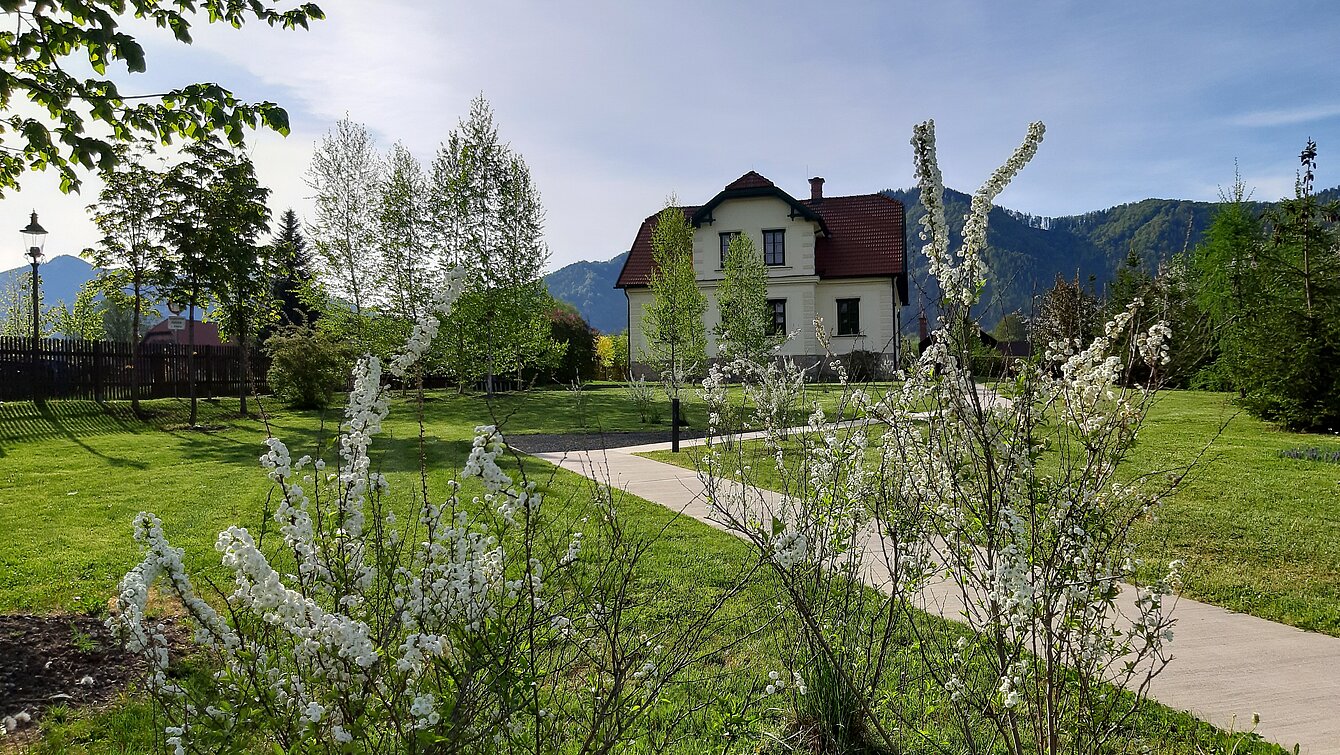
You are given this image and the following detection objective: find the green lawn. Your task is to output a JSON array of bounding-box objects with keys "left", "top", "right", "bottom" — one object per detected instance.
[
  {"left": 0, "top": 389, "right": 1286, "bottom": 753},
  {"left": 642, "top": 390, "right": 1340, "bottom": 636}
]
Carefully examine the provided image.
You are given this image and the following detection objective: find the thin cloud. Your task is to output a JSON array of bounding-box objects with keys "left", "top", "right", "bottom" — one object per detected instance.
[{"left": 1228, "top": 104, "right": 1340, "bottom": 128}]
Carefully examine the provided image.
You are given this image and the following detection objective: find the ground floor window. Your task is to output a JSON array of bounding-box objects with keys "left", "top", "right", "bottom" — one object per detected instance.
[
  {"left": 767, "top": 299, "right": 786, "bottom": 336},
  {"left": 836, "top": 298, "right": 860, "bottom": 335}
]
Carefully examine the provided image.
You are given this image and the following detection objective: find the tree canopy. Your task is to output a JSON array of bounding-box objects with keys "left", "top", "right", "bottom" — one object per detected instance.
[{"left": 0, "top": 0, "right": 323, "bottom": 193}]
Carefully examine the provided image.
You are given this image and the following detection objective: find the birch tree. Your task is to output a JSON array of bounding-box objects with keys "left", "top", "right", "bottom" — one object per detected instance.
[
  {"left": 431, "top": 96, "right": 553, "bottom": 394},
  {"left": 378, "top": 142, "right": 433, "bottom": 329},
  {"left": 306, "top": 117, "right": 383, "bottom": 351}
]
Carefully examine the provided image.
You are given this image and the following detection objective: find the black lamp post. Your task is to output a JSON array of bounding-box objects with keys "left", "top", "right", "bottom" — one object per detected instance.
[
  {"left": 22, "top": 211, "right": 47, "bottom": 346},
  {"left": 22, "top": 211, "right": 48, "bottom": 396}
]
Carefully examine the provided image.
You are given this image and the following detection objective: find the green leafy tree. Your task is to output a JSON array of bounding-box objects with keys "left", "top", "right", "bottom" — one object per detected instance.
[
  {"left": 990, "top": 310, "right": 1027, "bottom": 342},
  {"left": 306, "top": 116, "right": 383, "bottom": 352},
  {"left": 82, "top": 142, "right": 167, "bottom": 408},
  {"left": 643, "top": 205, "right": 706, "bottom": 397},
  {"left": 159, "top": 139, "right": 271, "bottom": 419},
  {"left": 0, "top": 0, "right": 322, "bottom": 194},
  {"left": 377, "top": 142, "right": 432, "bottom": 344},
  {"left": 0, "top": 271, "right": 52, "bottom": 337},
  {"left": 51, "top": 279, "right": 105, "bottom": 340},
  {"left": 432, "top": 96, "right": 553, "bottom": 394},
  {"left": 715, "top": 232, "right": 774, "bottom": 362},
  {"left": 100, "top": 293, "right": 157, "bottom": 342}
]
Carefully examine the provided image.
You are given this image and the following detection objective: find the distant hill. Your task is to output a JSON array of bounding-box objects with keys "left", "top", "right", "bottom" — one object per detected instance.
[
  {"left": 883, "top": 188, "right": 1224, "bottom": 325},
  {"left": 544, "top": 251, "right": 629, "bottom": 333},
  {"left": 0, "top": 254, "right": 97, "bottom": 307}
]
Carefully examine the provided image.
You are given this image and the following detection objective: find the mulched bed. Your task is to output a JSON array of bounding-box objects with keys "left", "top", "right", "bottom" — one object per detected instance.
[
  {"left": 0, "top": 614, "right": 151, "bottom": 736},
  {"left": 508, "top": 430, "right": 704, "bottom": 455}
]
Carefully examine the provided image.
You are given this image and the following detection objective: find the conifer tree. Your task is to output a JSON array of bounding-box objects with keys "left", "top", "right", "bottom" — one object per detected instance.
[{"left": 270, "top": 208, "right": 318, "bottom": 329}]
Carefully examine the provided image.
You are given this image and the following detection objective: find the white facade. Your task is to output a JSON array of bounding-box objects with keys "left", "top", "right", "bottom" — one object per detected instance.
[{"left": 626, "top": 193, "right": 903, "bottom": 368}]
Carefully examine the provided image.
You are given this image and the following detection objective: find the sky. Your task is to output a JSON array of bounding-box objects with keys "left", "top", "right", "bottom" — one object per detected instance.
[{"left": 3, "top": 0, "right": 1339, "bottom": 273}]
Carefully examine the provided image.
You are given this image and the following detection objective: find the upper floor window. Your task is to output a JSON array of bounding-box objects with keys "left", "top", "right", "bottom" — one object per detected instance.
[
  {"left": 768, "top": 299, "right": 787, "bottom": 336},
  {"left": 719, "top": 232, "right": 739, "bottom": 267},
  {"left": 763, "top": 229, "right": 785, "bottom": 266},
  {"left": 836, "top": 298, "right": 860, "bottom": 336}
]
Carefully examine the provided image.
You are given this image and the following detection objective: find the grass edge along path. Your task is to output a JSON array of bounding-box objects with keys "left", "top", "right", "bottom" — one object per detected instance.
[{"left": 553, "top": 441, "right": 1334, "bottom": 754}]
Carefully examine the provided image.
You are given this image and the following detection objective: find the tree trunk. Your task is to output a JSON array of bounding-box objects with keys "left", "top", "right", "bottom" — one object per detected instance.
[
  {"left": 188, "top": 298, "right": 198, "bottom": 428},
  {"left": 131, "top": 281, "right": 142, "bottom": 413},
  {"left": 239, "top": 329, "right": 250, "bottom": 416}
]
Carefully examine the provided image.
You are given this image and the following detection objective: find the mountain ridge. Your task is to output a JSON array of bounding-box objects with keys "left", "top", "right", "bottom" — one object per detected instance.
[{"left": 547, "top": 186, "right": 1340, "bottom": 333}]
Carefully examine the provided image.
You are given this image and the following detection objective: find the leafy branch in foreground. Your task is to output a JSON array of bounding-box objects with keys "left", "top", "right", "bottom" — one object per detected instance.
[{"left": 0, "top": 0, "right": 323, "bottom": 194}]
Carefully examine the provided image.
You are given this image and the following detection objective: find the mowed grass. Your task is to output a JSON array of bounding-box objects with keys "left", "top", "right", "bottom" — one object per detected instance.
[
  {"left": 642, "top": 390, "right": 1340, "bottom": 636},
  {"left": 0, "top": 388, "right": 1288, "bottom": 753}
]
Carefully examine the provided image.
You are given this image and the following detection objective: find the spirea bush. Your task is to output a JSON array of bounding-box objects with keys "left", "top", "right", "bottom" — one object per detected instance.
[
  {"left": 700, "top": 120, "right": 1185, "bottom": 755},
  {"left": 109, "top": 270, "right": 745, "bottom": 754},
  {"left": 265, "top": 325, "right": 352, "bottom": 409}
]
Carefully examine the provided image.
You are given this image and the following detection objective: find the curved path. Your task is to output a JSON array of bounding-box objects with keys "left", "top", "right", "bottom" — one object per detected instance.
[{"left": 530, "top": 435, "right": 1340, "bottom": 754}]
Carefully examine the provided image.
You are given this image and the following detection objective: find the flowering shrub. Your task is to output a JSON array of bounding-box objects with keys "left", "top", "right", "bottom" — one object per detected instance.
[
  {"left": 700, "top": 121, "right": 1184, "bottom": 755},
  {"left": 109, "top": 268, "right": 744, "bottom": 754}
]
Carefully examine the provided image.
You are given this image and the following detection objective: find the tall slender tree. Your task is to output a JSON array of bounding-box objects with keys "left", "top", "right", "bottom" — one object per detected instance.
[
  {"left": 83, "top": 143, "right": 167, "bottom": 410},
  {"left": 378, "top": 142, "right": 433, "bottom": 328},
  {"left": 431, "top": 96, "right": 553, "bottom": 395},
  {"left": 715, "top": 232, "right": 774, "bottom": 362},
  {"left": 643, "top": 204, "right": 707, "bottom": 397},
  {"left": 307, "top": 117, "right": 383, "bottom": 352},
  {"left": 159, "top": 139, "right": 272, "bottom": 419},
  {"left": 1230, "top": 141, "right": 1340, "bottom": 430},
  {"left": 270, "top": 208, "right": 318, "bottom": 329}
]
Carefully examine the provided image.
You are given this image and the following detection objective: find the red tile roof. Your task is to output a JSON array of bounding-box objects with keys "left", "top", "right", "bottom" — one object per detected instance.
[
  {"left": 805, "top": 193, "right": 905, "bottom": 279},
  {"left": 723, "top": 170, "right": 775, "bottom": 190},
  {"left": 615, "top": 206, "right": 698, "bottom": 289},
  {"left": 615, "top": 174, "right": 905, "bottom": 289},
  {"left": 141, "top": 318, "right": 227, "bottom": 346}
]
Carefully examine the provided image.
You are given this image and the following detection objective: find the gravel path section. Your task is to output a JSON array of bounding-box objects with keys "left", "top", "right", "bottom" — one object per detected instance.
[{"left": 508, "top": 430, "right": 704, "bottom": 455}]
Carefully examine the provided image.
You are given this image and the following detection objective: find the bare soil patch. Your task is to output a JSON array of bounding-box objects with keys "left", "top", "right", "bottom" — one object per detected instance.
[{"left": 0, "top": 614, "right": 146, "bottom": 737}]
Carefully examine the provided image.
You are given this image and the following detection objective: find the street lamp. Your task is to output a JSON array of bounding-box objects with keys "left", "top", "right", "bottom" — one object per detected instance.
[{"left": 22, "top": 211, "right": 47, "bottom": 347}]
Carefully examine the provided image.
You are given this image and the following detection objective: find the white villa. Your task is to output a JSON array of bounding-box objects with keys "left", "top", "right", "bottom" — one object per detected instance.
[{"left": 616, "top": 171, "right": 909, "bottom": 372}]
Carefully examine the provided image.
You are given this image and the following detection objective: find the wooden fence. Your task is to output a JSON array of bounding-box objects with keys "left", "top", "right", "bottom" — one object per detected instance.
[{"left": 0, "top": 336, "right": 267, "bottom": 402}]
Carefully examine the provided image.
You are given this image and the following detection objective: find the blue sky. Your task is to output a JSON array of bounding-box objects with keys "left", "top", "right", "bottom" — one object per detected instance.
[{"left": 3, "top": 0, "right": 1338, "bottom": 273}]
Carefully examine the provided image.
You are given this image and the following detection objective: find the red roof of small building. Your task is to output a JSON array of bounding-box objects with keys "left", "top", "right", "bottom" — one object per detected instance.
[
  {"left": 141, "top": 318, "right": 227, "bottom": 347},
  {"left": 615, "top": 172, "right": 905, "bottom": 289}
]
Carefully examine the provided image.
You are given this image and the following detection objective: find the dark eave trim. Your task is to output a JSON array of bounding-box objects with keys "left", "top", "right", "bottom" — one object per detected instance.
[{"left": 690, "top": 186, "right": 829, "bottom": 235}]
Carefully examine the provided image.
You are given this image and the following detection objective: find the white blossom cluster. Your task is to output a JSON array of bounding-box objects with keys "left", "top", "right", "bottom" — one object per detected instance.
[
  {"left": 389, "top": 267, "right": 468, "bottom": 378},
  {"left": 911, "top": 119, "right": 1045, "bottom": 309},
  {"left": 109, "top": 262, "right": 646, "bottom": 751}
]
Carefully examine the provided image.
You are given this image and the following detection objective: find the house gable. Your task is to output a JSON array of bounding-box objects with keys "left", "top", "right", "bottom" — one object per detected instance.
[{"left": 616, "top": 172, "right": 906, "bottom": 295}]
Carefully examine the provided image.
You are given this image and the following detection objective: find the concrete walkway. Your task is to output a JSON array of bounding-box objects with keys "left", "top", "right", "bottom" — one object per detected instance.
[{"left": 531, "top": 438, "right": 1340, "bottom": 754}]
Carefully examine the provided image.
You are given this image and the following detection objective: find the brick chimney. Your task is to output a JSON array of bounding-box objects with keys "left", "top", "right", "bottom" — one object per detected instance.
[
  {"left": 808, "top": 176, "right": 824, "bottom": 202},
  {"left": 918, "top": 311, "right": 929, "bottom": 342}
]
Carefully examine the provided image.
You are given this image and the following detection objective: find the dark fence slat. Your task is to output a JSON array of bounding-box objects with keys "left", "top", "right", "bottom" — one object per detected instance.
[{"left": 0, "top": 336, "right": 268, "bottom": 402}]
